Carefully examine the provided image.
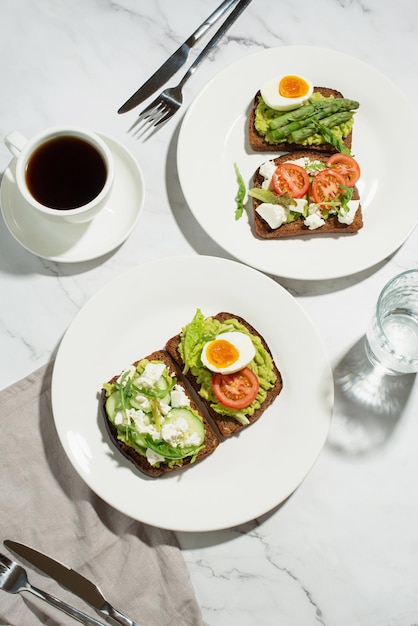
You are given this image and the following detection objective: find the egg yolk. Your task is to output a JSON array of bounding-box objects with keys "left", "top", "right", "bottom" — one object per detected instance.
[
  {"left": 205, "top": 339, "right": 239, "bottom": 368},
  {"left": 278, "top": 75, "right": 310, "bottom": 99}
]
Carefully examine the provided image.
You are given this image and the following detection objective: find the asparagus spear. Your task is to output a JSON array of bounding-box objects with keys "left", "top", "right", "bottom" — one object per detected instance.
[
  {"left": 269, "top": 101, "right": 358, "bottom": 142},
  {"left": 290, "top": 111, "right": 354, "bottom": 142},
  {"left": 269, "top": 98, "right": 359, "bottom": 131}
]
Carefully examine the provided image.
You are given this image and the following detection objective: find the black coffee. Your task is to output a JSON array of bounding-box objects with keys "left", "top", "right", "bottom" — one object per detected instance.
[{"left": 25, "top": 136, "right": 107, "bottom": 210}]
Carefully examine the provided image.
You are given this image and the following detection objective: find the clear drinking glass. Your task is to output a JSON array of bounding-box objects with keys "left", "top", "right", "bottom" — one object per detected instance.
[{"left": 365, "top": 269, "right": 418, "bottom": 375}]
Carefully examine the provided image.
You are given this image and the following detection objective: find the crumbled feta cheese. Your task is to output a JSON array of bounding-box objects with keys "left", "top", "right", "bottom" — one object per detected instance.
[
  {"left": 291, "top": 198, "right": 308, "bottom": 214},
  {"left": 161, "top": 417, "right": 189, "bottom": 448},
  {"left": 132, "top": 394, "right": 151, "bottom": 412},
  {"left": 137, "top": 362, "right": 166, "bottom": 388},
  {"left": 259, "top": 160, "right": 277, "bottom": 188},
  {"left": 159, "top": 401, "right": 171, "bottom": 416},
  {"left": 132, "top": 410, "right": 159, "bottom": 440},
  {"left": 170, "top": 384, "right": 190, "bottom": 408},
  {"left": 184, "top": 432, "right": 201, "bottom": 447},
  {"left": 116, "top": 365, "right": 136, "bottom": 386},
  {"left": 256, "top": 203, "right": 288, "bottom": 229},
  {"left": 304, "top": 212, "right": 325, "bottom": 230},
  {"left": 338, "top": 200, "right": 359, "bottom": 225},
  {"left": 114, "top": 408, "right": 132, "bottom": 426},
  {"left": 146, "top": 448, "right": 166, "bottom": 466}
]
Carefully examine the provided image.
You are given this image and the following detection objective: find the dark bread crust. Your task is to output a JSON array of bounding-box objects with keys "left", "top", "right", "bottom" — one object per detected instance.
[
  {"left": 253, "top": 151, "right": 363, "bottom": 239},
  {"left": 249, "top": 87, "right": 353, "bottom": 153},
  {"left": 165, "top": 313, "right": 283, "bottom": 438},
  {"left": 102, "top": 350, "right": 220, "bottom": 478}
]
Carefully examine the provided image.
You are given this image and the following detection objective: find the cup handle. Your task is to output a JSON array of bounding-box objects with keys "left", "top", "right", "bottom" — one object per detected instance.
[{"left": 4, "top": 130, "right": 28, "bottom": 158}]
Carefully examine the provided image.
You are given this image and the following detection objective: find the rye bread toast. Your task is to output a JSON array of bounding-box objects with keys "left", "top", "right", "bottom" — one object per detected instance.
[
  {"left": 252, "top": 151, "right": 363, "bottom": 239},
  {"left": 249, "top": 87, "right": 353, "bottom": 153},
  {"left": 102, "top": 350, "right": 220, "bottom": 478},
  {"left": 165, "top": 312, "right": 283, "bottom": 438}
]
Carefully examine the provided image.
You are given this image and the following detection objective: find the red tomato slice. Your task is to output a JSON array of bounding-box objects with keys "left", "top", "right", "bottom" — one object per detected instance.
[
  {"left": 272, "top": 163, "right": 310, "bottom": 199},
  {"left": 311, "top": 169, "right": 347, "bottom": 204},
  {"left": 212, "top": 367, "right": 260, "bottom": 410},
  {"left": 326, "top": 153, "right": 361, "bottom": 187}
]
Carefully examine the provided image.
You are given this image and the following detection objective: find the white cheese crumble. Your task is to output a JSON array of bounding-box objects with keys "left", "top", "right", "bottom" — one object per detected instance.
[
  {"left": 132, "top": 410, "right": 160, "bottom": 440},
  {"left": 170, "top": 384, "right": 191, "bottom": 408},
  {"left": 259, "top": 160, "right": 277, "bottom": 189},
  {"left": 338, "top": 200, "right": 360, "bottom": 225},
  {"left": 132, "top": 394, "right": 151, "bottom": 412},
  {"left": 161, "top": 417, "right": 200, "bottom": 449},
  {"left": 116, "top": 365, "right": 136, "bottom": 386},
  {"left": 256, "top": 203, "right": 288, "bottom": 229},
  {"left": 136, "top": 362, "right": 166, "bottom": 388},
  {"left": 304, "top": 212, "right": 325, "bottom": 230},
  {"left": 161, "top": 418, "right": 189, "bottom": 447},
  {"left": 146, "top": 448, "right": 166, "bottom": 466}
]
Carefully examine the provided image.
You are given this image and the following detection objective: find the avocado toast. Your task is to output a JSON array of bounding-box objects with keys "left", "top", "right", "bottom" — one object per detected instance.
[
  {"left": 102, "top": 350, "right": 219, "bottom": 477},
  {"left": 249, "top": 86, "right": 358, "bottom": 154},
  {"left": 250, "top": 151, "right": 363, "bottom": 238},
  {"left": 165, "top": 310, "right": 283, "bottom": 438}
]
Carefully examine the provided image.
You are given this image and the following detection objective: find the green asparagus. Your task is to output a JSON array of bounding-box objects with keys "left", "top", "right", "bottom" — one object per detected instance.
[
  {"left": 269, "top": 98, "right": 359, "bottom": 131},
  {"left": 290, "top": 111, "right": 354, "bottom": 143},
  {"left": 269, "top": 101, "right": 358, "bottom": 142}
]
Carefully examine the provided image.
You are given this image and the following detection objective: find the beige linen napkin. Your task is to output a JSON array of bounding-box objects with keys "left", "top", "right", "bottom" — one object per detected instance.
[{"left": 0, "top": 363, "right": 207, "bottom": 626}]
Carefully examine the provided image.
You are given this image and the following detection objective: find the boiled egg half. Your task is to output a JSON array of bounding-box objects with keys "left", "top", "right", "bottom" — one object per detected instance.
[
  {"left": 201, "top": 331, "right": 256, "bottom": 374},
  {"left": 261, "top": 74, "right": 313, "bottom": 111}
]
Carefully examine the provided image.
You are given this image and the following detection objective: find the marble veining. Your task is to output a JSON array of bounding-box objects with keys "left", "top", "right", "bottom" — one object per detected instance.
[{"left": 1, "top": 1, "right": 418, "bottom": 624}]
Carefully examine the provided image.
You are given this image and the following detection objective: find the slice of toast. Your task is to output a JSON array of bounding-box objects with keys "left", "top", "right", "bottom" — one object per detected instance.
[
  {"left": 165, "top": 312, "right": 283, "bottom": 438},
  {"left": 249, "top": 87, "right": 353, "bottom": 153},
  {"left": 101, "top": 350, "right": 220, "bottom": 478},
  {"left": 252, "top": 151, "right": 363, "bottom": 239}
]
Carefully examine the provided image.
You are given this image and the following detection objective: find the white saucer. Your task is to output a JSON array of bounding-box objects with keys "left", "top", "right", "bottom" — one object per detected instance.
[{"left": 0, "top": 133, "right": 145, "bottom": 263}]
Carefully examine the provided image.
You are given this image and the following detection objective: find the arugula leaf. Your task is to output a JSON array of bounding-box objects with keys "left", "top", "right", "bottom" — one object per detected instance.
[{"left": 234, "top": 162, "right": 246, "bottom": 220}]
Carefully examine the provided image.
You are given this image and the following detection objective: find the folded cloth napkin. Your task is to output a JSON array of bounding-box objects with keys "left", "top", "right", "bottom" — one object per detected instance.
[{"left": 0, "top": 363, "right": 207, "bottom": 626}]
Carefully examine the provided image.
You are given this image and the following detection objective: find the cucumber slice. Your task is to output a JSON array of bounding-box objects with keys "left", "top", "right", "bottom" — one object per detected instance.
[
  {"left": 165, "top": 407, "right": 205, "bottom": 446},
  {"left": 105, "top": 391, "right": 122, "bottom": 421}
]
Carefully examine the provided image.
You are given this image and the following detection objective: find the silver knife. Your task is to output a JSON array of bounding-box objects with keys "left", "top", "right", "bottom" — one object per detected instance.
[
  {"left": 118, "top": 0, "right": 239, "bottom": 113},
  {"left": 4, "top": 540, "right": 139, "bottom": 626}
]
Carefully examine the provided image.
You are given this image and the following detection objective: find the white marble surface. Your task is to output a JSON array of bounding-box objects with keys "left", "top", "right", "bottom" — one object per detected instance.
[{"left": 1, "top": 0, "right": 418, "bottom": 624}]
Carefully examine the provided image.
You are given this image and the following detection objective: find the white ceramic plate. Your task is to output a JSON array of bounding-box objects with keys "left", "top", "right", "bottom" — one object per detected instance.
[
  {"left": 51, "top": 256, "right": 333, "bottom": 532},
  {"left": 0, "top": 134, "right": 145, "bottom": 262},
  {"left": 177, "top": 46, "right": 418, "bottom": 281}
]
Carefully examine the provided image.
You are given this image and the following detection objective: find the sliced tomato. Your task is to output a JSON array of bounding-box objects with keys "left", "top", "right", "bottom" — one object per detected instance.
[
  {"left": 311, "top": 169, "right": 347, "bottom": 204},
  {"left": 212, "top": 367, "right": 259, "bottom": 410},
  {"left": 326, "top": 153, "right": 361, "bottom": 187},
  {"left": 272, "top": 163, "right": 310, "bottom": 199}
]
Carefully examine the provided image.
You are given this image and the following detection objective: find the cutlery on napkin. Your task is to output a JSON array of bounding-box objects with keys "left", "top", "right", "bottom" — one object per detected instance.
[{"left": 4, "top": 540, "right": 139, "bottom": 626}]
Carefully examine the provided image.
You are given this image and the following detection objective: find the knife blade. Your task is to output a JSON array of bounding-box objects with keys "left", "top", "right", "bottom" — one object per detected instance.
[
  {"left": 4, "top": 540, "right": 139, "bottom": 626},
  {"left": 118, "top": 0, "right": 239, "bottom": 113}
]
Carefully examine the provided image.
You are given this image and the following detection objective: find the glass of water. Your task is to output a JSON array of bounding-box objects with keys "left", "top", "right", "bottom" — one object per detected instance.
[{"left": 365, "top": 269, "right": 418, "bottom": 374}]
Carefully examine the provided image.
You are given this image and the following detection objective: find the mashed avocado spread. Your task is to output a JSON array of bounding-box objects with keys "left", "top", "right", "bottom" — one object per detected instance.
[
  {"left": 179, "top": 309, "right": 277, "bottom": 425},
  {"left": 255, "top": 92, "right": 354, "bottom": 147}
]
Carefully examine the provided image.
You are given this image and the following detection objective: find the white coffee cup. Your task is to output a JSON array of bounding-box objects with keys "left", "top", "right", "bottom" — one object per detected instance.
[{"left": 4, "top": 126, "right": 114, "bottom": 224}]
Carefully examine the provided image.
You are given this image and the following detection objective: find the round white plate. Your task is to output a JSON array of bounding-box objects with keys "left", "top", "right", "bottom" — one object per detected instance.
[
  {"left": 0, "top": 134, "right": 145, "bottom": 262},
  {"left": 51, "top": 256, "right": 333, "bottom": 532},
  {"left": 177, "top": 46, "right": 418, "bottom": 281}
]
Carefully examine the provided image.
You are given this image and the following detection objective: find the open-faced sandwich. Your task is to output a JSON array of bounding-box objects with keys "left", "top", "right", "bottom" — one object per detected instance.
[
  {"left": 249, "top": 150, "right": 363, "bottom": 238},
  {"left": 249, "top": 74, "right": 359, "bottom": 154},
  {"left": 102, "top": 310, "right": 283, "bottom": 477},
  {"left": 165, "top": 309, "right": 283, "bottom": 438},
  {"left": 102, "top": 350, "right": 219, "bottom": 477}
]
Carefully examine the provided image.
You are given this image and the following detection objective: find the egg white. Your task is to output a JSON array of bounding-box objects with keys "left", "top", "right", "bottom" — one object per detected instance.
[
  {"left": 261, "top": 75, "right": 313, "bottom": 112},
  {"left": 201, "top": 331, "right": 256, "bottom": 374}
]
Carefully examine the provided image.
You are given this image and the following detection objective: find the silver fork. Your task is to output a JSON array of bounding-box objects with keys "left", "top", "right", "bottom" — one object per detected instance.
[
  {"left": 0, "top": 553, "right": 106, "bottom": 626},
  {"left": 131, "top": 0, "right": 253, "bottom": 136}
]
